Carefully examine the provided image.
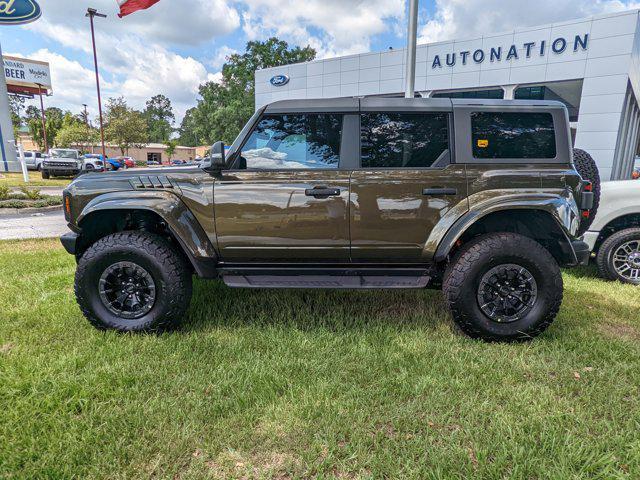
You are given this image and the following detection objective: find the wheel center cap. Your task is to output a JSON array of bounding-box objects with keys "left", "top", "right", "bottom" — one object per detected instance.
[
  {"left": 629, "top": 253, "right": 640, "bottom": 268},
  {"left": 498, "top": 286, "right": 511, "bottom": 296}
]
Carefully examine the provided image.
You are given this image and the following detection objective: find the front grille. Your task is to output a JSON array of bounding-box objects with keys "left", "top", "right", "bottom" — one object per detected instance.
[{"left": 46, "top": 161, "right": 77, "bottom": 167}]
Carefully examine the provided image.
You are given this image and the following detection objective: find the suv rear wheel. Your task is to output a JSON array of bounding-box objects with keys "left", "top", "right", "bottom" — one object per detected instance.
[
  {"left": 443, "top": 233, "right": 563, "bottom": 341},
  {"left": 75, "top": 231, "right": 192, "bottom": 332},
  {"left": 596, "top": 228, "right": 640, "bottom": 285}
]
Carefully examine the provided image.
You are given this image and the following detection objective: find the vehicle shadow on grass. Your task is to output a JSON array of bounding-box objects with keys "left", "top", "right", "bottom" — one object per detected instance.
[{"left": 182, "top": 279, "right": 449, "bottom": 334}]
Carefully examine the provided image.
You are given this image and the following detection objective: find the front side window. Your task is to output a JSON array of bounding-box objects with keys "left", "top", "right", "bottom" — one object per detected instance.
[
  {"left": 360, "top": 113, "right": 450, "bottom": 169},
  {"left": 471, "top": 112, "right": 556, "bottom": 159},
  {"left": 240, "top": 113, "right": 343, "bottom": 170}
]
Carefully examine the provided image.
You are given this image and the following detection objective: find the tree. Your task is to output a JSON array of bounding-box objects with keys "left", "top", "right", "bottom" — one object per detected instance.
[
  {"left": 191, "top": 38, "right": 316, "bottom": 145},
  {"left": 25, "top": 106, "right": 64, "bottom": 151},
  {"left": 178, "top": 107, "right": 199, "bottom": 147},
  {"left": 8, "top": 95, "right": 25, "bottom": 137},
  {"left": 143, "top": 94, "right": 175, "bottom": 143},
  {"left": 104, "top": 97, "right": 148, "bottom": 155},
  {"left": 55, "top": 123, "right": 99, "bottom": 151},
  {"left": 164, "top": 139, "right": 178, "bottom": 162}
]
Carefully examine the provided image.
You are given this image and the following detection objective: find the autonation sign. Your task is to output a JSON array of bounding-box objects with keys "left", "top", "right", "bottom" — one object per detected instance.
[{"left": 432, "top": 34, "right": 589, "bottom": 69}]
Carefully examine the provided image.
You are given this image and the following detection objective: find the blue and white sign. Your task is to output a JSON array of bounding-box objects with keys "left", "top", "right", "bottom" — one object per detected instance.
[
  {"left": 270, "top": 74, "right": 290, "bottom": 87},
  {"left": 0, "top": 0, "right": 41, "bottom": 26},
  {"left": 431, "top": 34, "right": 589, "bottom": 69}
]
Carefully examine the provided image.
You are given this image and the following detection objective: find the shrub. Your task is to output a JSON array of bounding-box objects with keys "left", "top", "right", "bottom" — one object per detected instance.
[
  {"left": 0, "top": 184, "right": 9, "bottom": 200},
  {"left": 19, "top": 186, "right": 42, "bottom": 200}
]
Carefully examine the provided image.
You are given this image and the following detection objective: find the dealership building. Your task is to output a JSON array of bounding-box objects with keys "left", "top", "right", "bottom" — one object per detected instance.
[{"left": 256, "top": 9, "right": 640, "bottom": 181}]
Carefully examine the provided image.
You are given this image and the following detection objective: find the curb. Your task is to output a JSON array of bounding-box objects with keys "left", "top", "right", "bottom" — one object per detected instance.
[{"left": 0, "top": 205, "right": 63, "bottom": 216}]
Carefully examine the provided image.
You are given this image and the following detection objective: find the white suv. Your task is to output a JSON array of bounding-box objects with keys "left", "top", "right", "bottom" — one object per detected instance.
[{"left": 584, "top": 180, "right": 640, "bottom": 284}]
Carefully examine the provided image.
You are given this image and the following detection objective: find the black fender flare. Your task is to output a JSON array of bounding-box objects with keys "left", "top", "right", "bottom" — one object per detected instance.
[
  {"left": 77, "top": 190, "right": 218, "bottom": 277},
  {"left": 429, "top": 194, "right": 581, "bottom": 264}
]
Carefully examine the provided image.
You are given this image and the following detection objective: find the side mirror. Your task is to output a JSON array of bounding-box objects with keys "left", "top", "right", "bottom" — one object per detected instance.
[{"left": 201, "top": 141, "right": 226, "bottom": 172}]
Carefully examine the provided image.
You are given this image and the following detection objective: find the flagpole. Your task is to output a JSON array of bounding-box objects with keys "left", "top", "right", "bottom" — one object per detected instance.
[
  {"left": 404, "top": 0, "right": 419, "bottom": 98},
  {"left": 86, "top": 8, "right": 107, "bottom": 161}
]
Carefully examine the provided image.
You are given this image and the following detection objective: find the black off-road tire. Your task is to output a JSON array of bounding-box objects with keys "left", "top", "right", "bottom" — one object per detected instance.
[
  {"left": 41, "top": 170, "right": 50, "bottom": 179},
  {"left": 443, "top": 233, "right": 563, "bottom": 342},
  {"left": 573, "top": 148, "right": 601, "bottom": 236},
  {"left": 596, "top": 228, "right": 640, "bottom": 285},
  {"left": 75, "top": 231, "right": 192, "bottom": 332}
]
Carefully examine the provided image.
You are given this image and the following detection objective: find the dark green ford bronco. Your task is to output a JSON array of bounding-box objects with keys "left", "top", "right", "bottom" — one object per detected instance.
[{"left": 61, "top": 98, "right": 598, "bottom": 341}]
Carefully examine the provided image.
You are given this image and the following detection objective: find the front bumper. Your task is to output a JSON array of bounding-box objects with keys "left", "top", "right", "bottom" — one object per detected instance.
[{"left": 60, "top": 231, "right": 79, "bottom": 255}]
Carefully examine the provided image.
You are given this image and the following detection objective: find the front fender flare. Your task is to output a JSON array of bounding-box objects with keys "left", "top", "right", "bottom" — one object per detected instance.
[{"left": 78, "top": 190, "right": 218, "bottom": 276}]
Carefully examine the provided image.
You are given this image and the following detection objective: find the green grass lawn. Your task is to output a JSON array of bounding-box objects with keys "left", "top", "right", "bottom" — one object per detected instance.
[
  {"left": 0, "top": 172, "right": 71, "bottom": 188},
  {"left": 1, "top": 239, "right": 639, "bottom": 479}
]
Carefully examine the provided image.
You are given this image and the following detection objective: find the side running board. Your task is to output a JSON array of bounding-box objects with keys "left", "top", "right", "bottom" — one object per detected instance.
[{"left": 222, "top": 274, "right": 431, "bottom": 289}]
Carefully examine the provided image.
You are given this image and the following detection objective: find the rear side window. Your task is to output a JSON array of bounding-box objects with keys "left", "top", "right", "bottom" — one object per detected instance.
[
  {"left": 471, "top": 112, "right": 556, "bottom": 159},
  {"left": 241, "top": 113, "right": 343, "bottom": 170},
  {"left": 361, "top": 113, "right": 449, "bottom": 169}
]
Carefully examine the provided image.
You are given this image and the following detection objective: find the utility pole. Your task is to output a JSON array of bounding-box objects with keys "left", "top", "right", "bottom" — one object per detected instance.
[
  {"left": 82, "top": 103, "right": 91, "bottom": 153},
  {"left": 86, "top": 8, "right": 107, "bottom": 160},
  {"left": 404, "top": 0, "right": 419, "bottom": 98},
  {"left": 35, "top": 83, "right": 48, "bottom": 152}
]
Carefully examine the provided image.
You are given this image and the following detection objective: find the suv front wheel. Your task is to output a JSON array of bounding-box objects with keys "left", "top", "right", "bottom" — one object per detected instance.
[
  {"left": 75, "top": 231, "right": 192, "bottom": 332},
  {"left": 443, "top": 233, "right": 563, "bottom": 341}
]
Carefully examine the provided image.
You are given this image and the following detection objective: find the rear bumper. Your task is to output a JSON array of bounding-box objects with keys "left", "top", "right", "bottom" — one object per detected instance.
[
  {"left": 60, "top": 231, "right": 79, "bottom": 255},
  {"left": 571, "top": 240, "right": 591, "bottom": 266}
]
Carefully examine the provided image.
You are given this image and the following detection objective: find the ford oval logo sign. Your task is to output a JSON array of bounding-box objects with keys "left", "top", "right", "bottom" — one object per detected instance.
[
  {"left": 0, "top": 0, "right": 42, "bottom": 25},
  {"left": 270, "top": 74, "right": 290, "bottom": 87}
]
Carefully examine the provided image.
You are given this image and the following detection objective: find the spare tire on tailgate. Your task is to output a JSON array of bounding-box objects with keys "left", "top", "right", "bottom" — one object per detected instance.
[{"left": 573, "top": 148, "right": 601, "bottom": 236}]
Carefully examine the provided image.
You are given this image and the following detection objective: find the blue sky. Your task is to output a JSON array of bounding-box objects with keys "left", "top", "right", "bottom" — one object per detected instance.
[{"left": 1, "top": 0, "right": 638, "bottom": 123}]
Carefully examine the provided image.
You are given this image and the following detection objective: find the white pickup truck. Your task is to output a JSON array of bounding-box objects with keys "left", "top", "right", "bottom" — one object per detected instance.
[{"left": 584, "top": 180, "right": 640, "bottom": 285}]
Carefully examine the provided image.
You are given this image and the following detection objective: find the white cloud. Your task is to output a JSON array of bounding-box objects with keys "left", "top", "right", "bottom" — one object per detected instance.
[
  {"left": 208, "top": 46, "right": 239, "bottom": 70},
  {"left": 419, "top": 0, "right": 640, "bottom": 43},
  {"left": 241, "top": 0, "right": 405, "bottom": 58},
  {"left": 32, "top": 0, "right": 239, "bottom": 46}
]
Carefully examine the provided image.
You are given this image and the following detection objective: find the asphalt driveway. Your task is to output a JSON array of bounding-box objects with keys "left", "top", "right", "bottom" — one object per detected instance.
[{"left": 0, "top": 210, "right": 69, "bottom": 240}]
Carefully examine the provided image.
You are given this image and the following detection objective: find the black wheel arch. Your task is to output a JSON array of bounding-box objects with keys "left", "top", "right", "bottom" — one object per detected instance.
[
  {"left": 436, "top": 209, "right": 577, "bottom": 267},
  {"left": 76, "top": 208, "right": 218, "bottom": 278},
  {"left": 592, "top": 213, "right": 640, "bottom": 253}
]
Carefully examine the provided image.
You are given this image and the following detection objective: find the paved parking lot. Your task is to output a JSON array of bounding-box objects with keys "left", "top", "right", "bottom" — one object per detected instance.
[{"left": 0, "top": 210, "right": 68, "bottom": 240}]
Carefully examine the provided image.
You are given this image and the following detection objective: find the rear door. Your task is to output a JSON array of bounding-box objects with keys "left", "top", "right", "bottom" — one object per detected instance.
[
  {"left": 350, "top": 98, "right": 468, "bottom": 263},
  {"left": 214, "top": 100, "right": 359, "bottom": 263}
]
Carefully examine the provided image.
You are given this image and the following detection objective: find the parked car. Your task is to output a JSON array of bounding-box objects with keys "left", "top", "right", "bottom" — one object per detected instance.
[
  {"left": 83, "top": 154, "right": 105, "bottom": 172},
  {"left": 116, "top": 156, "right": 136, "bottom": 169},
  {"left": 105, "top": 157, "right": 125, "bottom": 171},
  {"left": 19, "top": 151, "right": 45, "bottom": 171},
  {"left": 42, "top": 148, "right": 83, "bottom": 179},
  {"left": 583, "top": 180, "right": 640, "bottom": 285},
  {"left": 170, "top": 159, "right": 186, "bottom": 166},
  {"left": 61, "top": 98, "right": 598, "bottom": 341}
]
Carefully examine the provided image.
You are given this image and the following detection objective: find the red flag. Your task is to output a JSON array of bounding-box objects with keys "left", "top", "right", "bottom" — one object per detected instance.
[{"left": 117, "top": 0, "right": 160, "bottom": 18}]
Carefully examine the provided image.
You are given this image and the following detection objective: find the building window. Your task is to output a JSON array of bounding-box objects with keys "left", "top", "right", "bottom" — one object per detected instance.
[
  {"left": 240, "top": 114, "right": 343, "bottom": 169},
  {"left": 432, "top": 89, "right": 504, "bottom": 99},
  {"left": 147, "top": 153, "right": 161, "bottom": 164},
  {"left": 471, "top": 112, "right": 556, "bottom": 159},
  {"left": 360, "top": 113, "right": 450, "bottom": 168}
]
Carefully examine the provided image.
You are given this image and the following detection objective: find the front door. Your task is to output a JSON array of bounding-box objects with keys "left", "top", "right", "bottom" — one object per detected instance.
[
  {"left": 214, "top": 112, "right": 352, "bottom": 263},
  {"left": 350, "top": 108, "right": 468, "bottom": 263}
]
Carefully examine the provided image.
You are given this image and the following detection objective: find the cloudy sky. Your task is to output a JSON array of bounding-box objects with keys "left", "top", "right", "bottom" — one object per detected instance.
[{"left": 1, "top": 0, "right": 640, "bottom": 124}]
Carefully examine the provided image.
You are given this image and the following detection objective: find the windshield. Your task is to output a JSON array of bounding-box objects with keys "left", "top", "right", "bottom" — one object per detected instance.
[{"left": 51, "top": 149, "right": 79, "bottom": 159}]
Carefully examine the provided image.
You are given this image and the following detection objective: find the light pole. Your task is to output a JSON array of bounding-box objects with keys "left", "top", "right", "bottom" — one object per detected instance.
[
  {"left": 404, "top": 0, "right": 419, "bottom": 99},
  {"left": 35, "top": 82, "right": 48, "bottom": 152},
  {"left": 86, "top": 8, "right": 107, "bottom": 160}
]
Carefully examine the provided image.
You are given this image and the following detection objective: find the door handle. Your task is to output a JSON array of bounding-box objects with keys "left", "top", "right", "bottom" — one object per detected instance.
[
  {"left": 305, "top": 187, "right": 341, "bottom": 198},
  {"left": 423, "top": 187, "right": 457, "bottom": 196}
]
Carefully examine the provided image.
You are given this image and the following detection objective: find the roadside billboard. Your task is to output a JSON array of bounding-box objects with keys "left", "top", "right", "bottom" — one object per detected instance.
[{"left": 3, "top": 55, "right": 51, "bottom": 95}]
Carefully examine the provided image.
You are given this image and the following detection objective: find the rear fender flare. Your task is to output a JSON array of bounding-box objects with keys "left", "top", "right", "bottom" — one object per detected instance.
[{"left": 429, "top": 193, "right": 581, "bottom": 262}]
